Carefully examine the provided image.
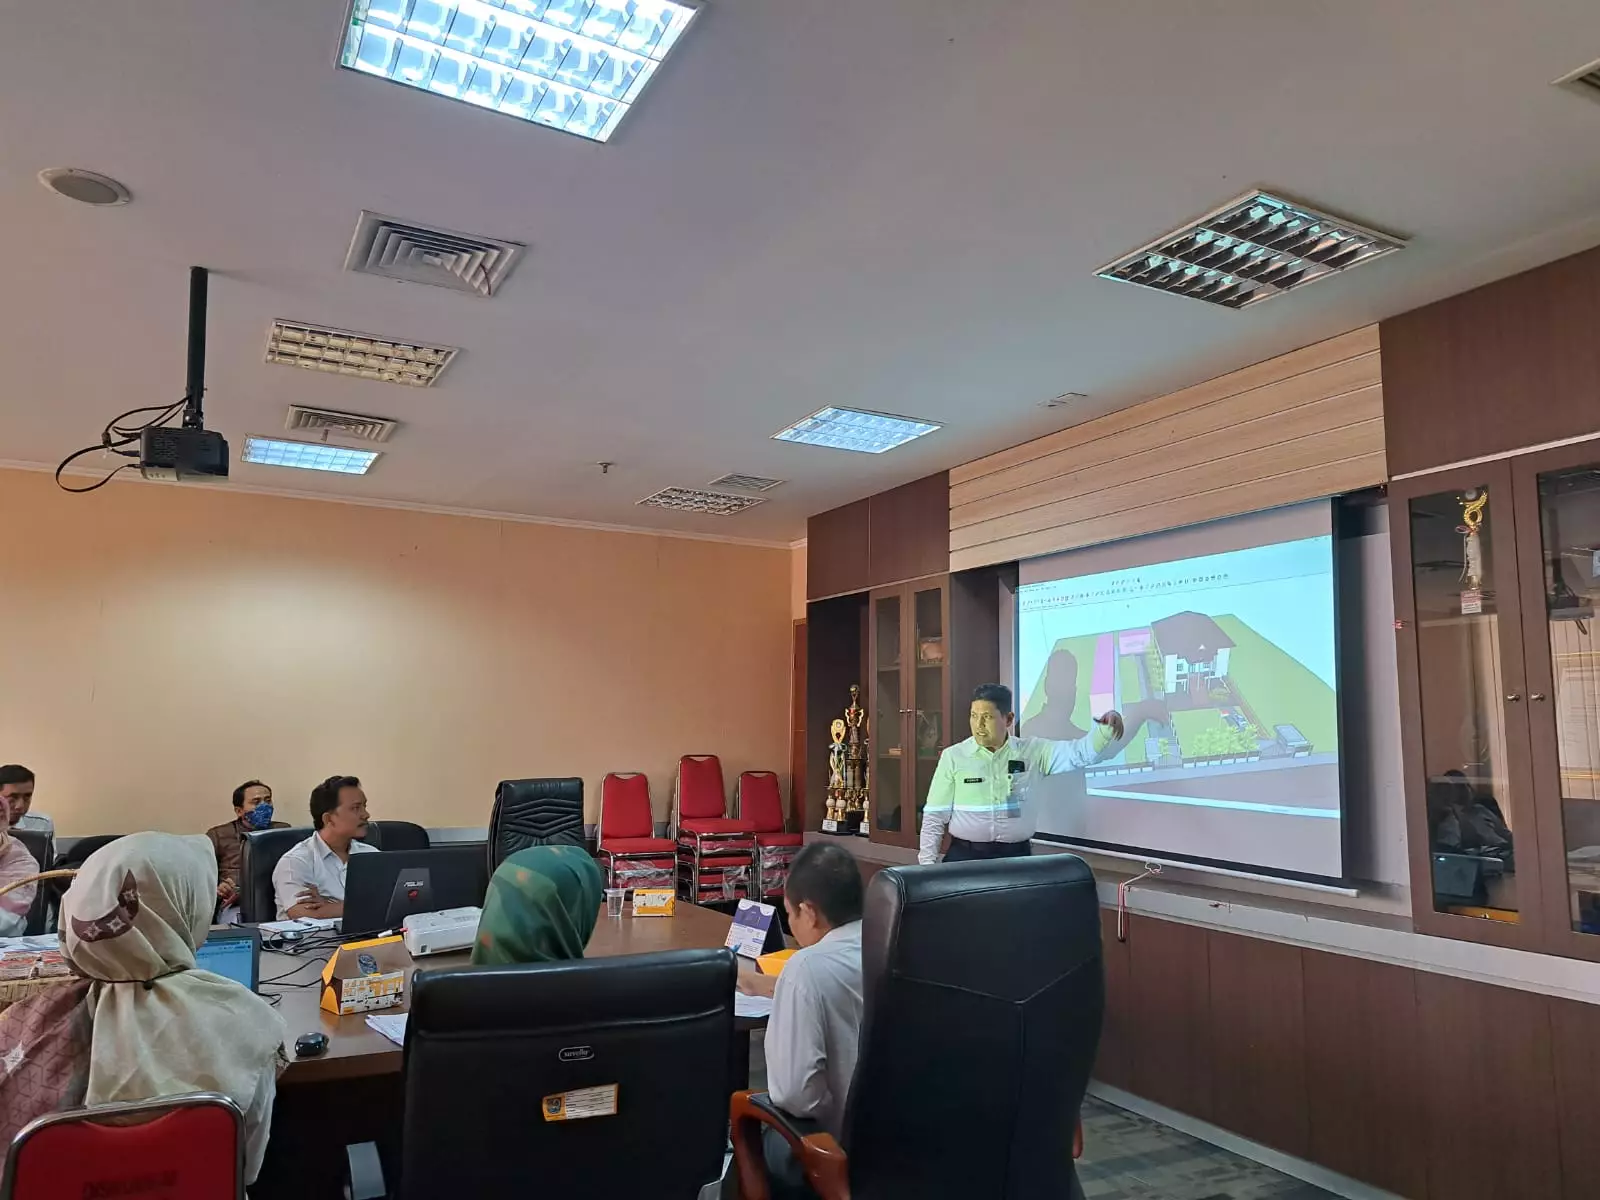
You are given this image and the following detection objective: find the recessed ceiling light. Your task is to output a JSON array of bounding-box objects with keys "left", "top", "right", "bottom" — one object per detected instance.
[
  {"left": 267, "top": 320, "right": 458, "bottom": 386},
  {"left": 242, "top": 436, "right": 381, "bottom": 475},
  {"left": 340, "top": 0, "right": 699, "bottom": 144},
  {"left": 1097, "top": 190, "right": 1405, "bottom": 309},
  {"left": 37, "top": 168, "right": 131, "bottom": 207},
  {"left": 773, "top": 406, "right": 942, "bottom": 454},
  {"left": 637, "top": 486, "right": 764, "bottom": 515}
]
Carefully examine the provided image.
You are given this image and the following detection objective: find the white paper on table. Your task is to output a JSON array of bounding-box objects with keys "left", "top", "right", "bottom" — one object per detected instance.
[
  {"left": 259, "top": 917, "right": 340, "bottom": 934},
  {"left": 734, "top": 993, "right": 774, "bottom": 1020},
  {"left": 365, "top": 1013, "right": 409, "bottom": 1046}
]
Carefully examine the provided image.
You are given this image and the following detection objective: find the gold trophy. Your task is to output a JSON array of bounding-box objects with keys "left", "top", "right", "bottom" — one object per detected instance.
[
  {"left": 822, "top": 686, "right": 870, "bottom": 834},
  {"left": 823, "top": 719, "right": 848, "bottom": 831}
]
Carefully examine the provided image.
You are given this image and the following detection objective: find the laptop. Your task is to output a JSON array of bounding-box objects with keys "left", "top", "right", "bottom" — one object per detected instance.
[
  {"left": 195, "top": 925, "right": 262, "bottom": 992},
  {"left": 342, "top": 847, "right": 489, "bottom": 940}
]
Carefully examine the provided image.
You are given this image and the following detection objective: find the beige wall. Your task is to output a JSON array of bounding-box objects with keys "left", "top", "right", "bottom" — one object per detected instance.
[
  {"left": 0, "top": 469, "right": 792, "bottom": 835},
  {"left": 790, "top": 545, "right": 807, "bottom": 619}
]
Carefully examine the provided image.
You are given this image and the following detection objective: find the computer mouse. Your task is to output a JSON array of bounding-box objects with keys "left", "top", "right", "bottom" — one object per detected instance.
[{"left": 294, "top": 1032, "right": 329, "bottom": 1059}]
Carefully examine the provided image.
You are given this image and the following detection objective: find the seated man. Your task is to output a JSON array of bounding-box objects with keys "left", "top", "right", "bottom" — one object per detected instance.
[
  {"left": 271, "top": 775, "right": 378, "bottom": 920},
  {"left": 738, "top": 841, "right": 864, "bottom": 1199},
  {"left": 0, "top": 765, "right": 52, "bottom": 836},
  {"left": 206, "top": 780, "right": 287, "bottom": 913}
]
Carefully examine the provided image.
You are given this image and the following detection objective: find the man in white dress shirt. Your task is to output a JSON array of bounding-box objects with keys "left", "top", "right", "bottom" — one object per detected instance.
[
  {"left": 271, "top": 775, "right": 379, "bottom": 919},
  {"left": 738, "top": 841, "right": 863, "bottom": 1199}
]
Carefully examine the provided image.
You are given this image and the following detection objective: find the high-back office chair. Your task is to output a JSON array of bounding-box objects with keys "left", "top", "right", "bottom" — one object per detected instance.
[
  {"left": 38, "top": 834, "right": 124, "bottom": 933},
  {"left": 3, "top": 1092, "right": 245, "bottom": 1200},
  {"left": 368, "top": 821, "right": 430, "bottom": 853},
  {"left": 732, "top": 854, "right": 1105, "bottom": 1200},
  {"left": 595, "top": 772, "right": 675, "bottom": 890},
  {"left": 672, "top": 755, "right": 754, "bottom": 903},
  {"left": 346, "top": 948, "right": 737, "bottom": 1199},
  {"left": 735, "top": 770, "right": 800, "bottom": 902},
  {"left": 239, "top": 827, "right": 312, "bottom": 924},
  {"left": 10, "top": 828, "right": 52, "bottom": 936},
  {"left": 486, "top": 778, "right": 585, "bottom": 872}
]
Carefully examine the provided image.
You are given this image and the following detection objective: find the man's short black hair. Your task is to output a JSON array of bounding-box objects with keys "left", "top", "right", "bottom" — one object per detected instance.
[
  {"left": 785, "top": 842, "right": 864, "bottom": 928},
  {"left": 232, "top": 780, "right": 268, "bottom": 809},
  {"left": 972, "top": 683, "right": 1014, "bottom": 714},
  {"left": 0, "top": 766, "right": 34, "bottom": 789},
  {"left": 310, "top": 776, "right": 361, "bottom": 831}
]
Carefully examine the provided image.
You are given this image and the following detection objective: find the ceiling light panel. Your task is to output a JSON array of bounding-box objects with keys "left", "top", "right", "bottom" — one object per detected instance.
[
  {"left": 341, "top": 0, "right": 698, "bottom": 143},
  {"left": 267, "top": 320, "right": 458, "bottom": 386},
  {"left": 637, "top": 487, "right": 764, "bottom": 515},
  {"left": 242, "top": 437, "right": 382, "bottom": 475},
  {"left": 1097, "top": 190, "right": 1406, "bottom": 310},
  {"left": 773, "top": 407, "right": 942, "bottom": 455}
]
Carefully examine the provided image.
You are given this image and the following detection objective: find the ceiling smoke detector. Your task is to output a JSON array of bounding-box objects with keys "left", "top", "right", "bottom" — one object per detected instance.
[
  {"left": 37, "top": 168, "right": 131, "bottom": 207},
  {"left": 707, "top": 472, "right": 785, "bottom": 493},
  {"left": 1553, "top": 57, "right": 1600, "bottom": 106},
  {"left": 637, "top": 486, "right": 765, "bottom": 516},
  {"left": 1097, "top": 190, "right": 1406, "bottom": 309},
  {"left": 267, "top": 320, "right": 458, "bottom": 386},
  {"left": 285, "top": 405, "right": 399, "bottom": 443},
  {"left": 345, "top": 211, "right": 525, "bottom": 298}
]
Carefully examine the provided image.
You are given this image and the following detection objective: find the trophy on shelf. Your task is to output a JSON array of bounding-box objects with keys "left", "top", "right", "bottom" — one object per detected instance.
[{"left": 822, "top": 685, "right": 870, "bottom": 835}]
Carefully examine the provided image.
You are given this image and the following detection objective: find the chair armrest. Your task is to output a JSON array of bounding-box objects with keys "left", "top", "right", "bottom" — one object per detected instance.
[
  {"left": 346, "top": 1140, "right": 387, "bottom": 1200},
  {"left": 730, "top": 1090, "right": 850, "bottom": 1200}
]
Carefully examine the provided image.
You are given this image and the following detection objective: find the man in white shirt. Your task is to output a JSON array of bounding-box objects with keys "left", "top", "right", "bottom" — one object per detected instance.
[
  {"left": 271, "top": 775, "right": 379, "bottom": 919},
  {"left": 0, "top": 765, "right": 53, "bottom": 837},
  {"left": 738, "top": 841, "right": 864, "bottom": 1199},
  {"left": 918, "top": 683, "right": 1130, "bottom": 865}
]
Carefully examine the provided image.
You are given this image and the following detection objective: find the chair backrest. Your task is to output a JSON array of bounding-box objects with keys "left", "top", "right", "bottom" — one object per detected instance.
[
  {"left": 674, "top": 755, "right": 726, "bottom": 822},
  {"left": 51, "top": 834, "right": 122, "bottom": 872},
  {"left": 10, "top": 830, "right": 52, "bottom": 936},
  {"left": 487, "top": 779, "right": 584, "bottom": 871},
  {"left": 735, "top": 771, "right": 785, "bottom": 833},
  {"left": 369, "top": 820, "right": 430, "bottom": 853},
  {"left": 843, "top": 854, "right": 1104, "bottom": 1199},
  {"left": 399, "top": 948, "right": 736, "bottom": 1198},
  {"left": 3, "top": 1091, "right": 244, "bottom": 1200},
  {"left": 239, "top": 827, "right": 312, "bottom": 924},
  {"left": 599, "top": 773, "right": 654, "bottom": 841}
]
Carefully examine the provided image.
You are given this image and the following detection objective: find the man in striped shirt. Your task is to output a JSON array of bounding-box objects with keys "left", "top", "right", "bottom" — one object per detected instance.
[{"left": 918, "top": 683, "right": 1123, "bottom": 865}]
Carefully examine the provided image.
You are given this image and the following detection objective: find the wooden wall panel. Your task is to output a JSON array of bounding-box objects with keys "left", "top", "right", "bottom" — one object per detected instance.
[
  {"left": 1413, "top": 971, "right": 1562, "bottom": 1200},
  {"left": 1206, "top": 932, "right": 1310, "bottom": 1158},
  {"left": 1302, "top": 951, "right": 1429, "bottom": 1199},
  {"left": 948, "top": 327, "right": 1384, "bottom": 571},
  {"left": 1381, "top": 244, "right": 1600, "bottom": 477},
  {"left": 1125, "top": 914, "right": 1213, "bottom": 1121},
  {"left": 790, "top": 619, "right": 807, "bottom": 831},
  {"left": 1095, "top": 908, "right": 1135, "bottom": 1091},
  {"left": 867, "top": 472, "right": 949, "bottom": 586},
  {"left": 806, "top": 499, "right": 870, "bottom": 600},
  {"left": 1549, "top": 995, "right": 1600, "bottom": 1200}
]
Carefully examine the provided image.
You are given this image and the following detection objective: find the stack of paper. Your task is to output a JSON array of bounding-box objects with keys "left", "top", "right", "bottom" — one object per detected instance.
[{"left": 365, "top": 1012, "right": 408, "bottom": 1046}]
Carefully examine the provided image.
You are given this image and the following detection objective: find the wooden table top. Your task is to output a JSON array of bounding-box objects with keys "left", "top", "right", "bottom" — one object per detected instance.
[{"left": 271, "top": 902, "right": 742, "bottom": 1085}]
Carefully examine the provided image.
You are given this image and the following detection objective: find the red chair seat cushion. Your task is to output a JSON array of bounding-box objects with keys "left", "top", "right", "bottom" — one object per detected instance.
[
  {"left": 679, "top": 818, "right": 756, "bottom": 836},
  {"left": 755, "top": 832, "right": 803, "bottom": 847},
  {"left": 599, "top": 837, "right": 676, "bottom": 855}
]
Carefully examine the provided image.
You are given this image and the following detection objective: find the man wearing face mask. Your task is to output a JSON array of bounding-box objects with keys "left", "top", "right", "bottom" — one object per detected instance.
[{"left": 206, "top": 780, "right": 286, "bottom": 914}]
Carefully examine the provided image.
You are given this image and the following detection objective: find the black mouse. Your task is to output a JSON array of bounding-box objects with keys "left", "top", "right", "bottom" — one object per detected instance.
[{"left": 294, "top": 1032, "right": 329, "bottom": 1059}]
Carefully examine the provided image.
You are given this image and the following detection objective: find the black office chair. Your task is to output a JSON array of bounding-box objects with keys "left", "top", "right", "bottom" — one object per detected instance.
[
  {"left": 10, "top": 828, "right": 53, "bottom": 936},
  {"left": 239, "top": 827, "right": 312, "bottom": 923},
  {"left": 368, "top": 821, "right": 430, "bottom": 853},
  {"left": 487, "top": 778, "right": 584, "bottom": 871},
  {"left": 346, "top": 947, "right": 737, "bottom": 1199},
  {"left": 732, "top": 854, "right": 1105, "bottom": 1200}
]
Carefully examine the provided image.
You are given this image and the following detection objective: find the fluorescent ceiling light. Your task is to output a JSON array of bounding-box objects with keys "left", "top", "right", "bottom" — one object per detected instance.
[
  {"left": 242, "top": 437, "right": 382, "bottom": 475},
  {"left": 773, "top": 407, "right": 942, "bottom": 454},
  {"left": 340, "top": 0, "right": 698, "bottom": 144},
  {"left": 1097, "top": 190, "right": 1406, "bottom": 309},
  {"left": 637, "top": 486, "right": 764, "bottom": 515},
  {"left": 267, "top": 320, "right": 458, "bottom": 387}
]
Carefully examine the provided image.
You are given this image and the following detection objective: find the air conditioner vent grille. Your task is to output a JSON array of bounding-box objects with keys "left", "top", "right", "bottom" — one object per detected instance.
[
  {"left": 284, "top": 405, "right": 398, "bottom": 444},
  {"left": 344, "top": 211, "right": 525, "bottom": 298},
  {"left": 638, "top": 487, "right": 765, "bottom": 516},
  {"left": 267, "top": 320, "right": 458, "bottom": 387},
  {"left": 707, "top": 472, "right": 786, "bottom": 493}
]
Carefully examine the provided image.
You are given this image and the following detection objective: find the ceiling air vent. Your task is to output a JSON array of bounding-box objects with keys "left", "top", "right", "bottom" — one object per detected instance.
[
  {"left": 284, "top": 405, "right": 398, "bottom": 444},
  {"left": 266, "top": 320, "right": 457, "bottom": 387},
  {"left": 707, "top": 472, "right": 786, "bottom": 493},
  {"left": 1097, "top": 190, "right": 1406, "bottom": 309},
  {"left": 344, "top": 211, "right": 525, "bottom": 298},
  {"left": 1553, "top": 58, "right": 1600, "bottom": 106},
  {"left": 637, "top": 487, "right": 766, "bottom": 516}
]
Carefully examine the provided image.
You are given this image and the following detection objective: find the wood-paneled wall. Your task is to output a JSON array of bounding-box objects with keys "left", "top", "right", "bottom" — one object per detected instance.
[
  {"left": 1100, "top": 909, "right": 1599, "bottom": 1199},
  {"left": 806, "top": 473, "right": 949, "bottom": 600},
  {"left": 948, "top": 328, "right": 1385, "bottom": 571}
]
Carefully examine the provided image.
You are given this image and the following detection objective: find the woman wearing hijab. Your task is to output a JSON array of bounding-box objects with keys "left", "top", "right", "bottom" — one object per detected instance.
[
  {"left": 0, "top": 805, "right": 41, "bottom": 938},
  {"left": 471, "top": 845, "right": 604, "bottom": 965},
  {"left": 0, "top": 832, "right": 287, "bottom": 1183}
]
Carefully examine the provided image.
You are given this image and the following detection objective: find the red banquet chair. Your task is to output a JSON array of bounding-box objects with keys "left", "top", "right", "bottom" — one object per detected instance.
[
  {"left": 736, "top": 771, "right": 802, "bottom": 902},
  {"left": 2, "top": 1092, "right": 245, "bottom": 1200},
  {"left": 672, "top": 755, "right": 755, "bottom": 902},
  {"left": 595, "top": 772, "right": 676, "bottom": 891}
]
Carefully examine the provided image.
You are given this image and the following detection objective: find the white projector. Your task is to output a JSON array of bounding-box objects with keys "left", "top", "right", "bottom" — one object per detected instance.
[{"left": 402, "top": 906, "right": 482, "bottom": 957}]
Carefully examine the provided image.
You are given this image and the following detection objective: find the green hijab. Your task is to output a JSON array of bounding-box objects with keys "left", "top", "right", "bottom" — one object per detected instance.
[{"left": 471, "top": 846, "right": 604, "bottom": 966}]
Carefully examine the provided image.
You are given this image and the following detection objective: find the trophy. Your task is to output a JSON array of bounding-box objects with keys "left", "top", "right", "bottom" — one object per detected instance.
[
  {"left": 1458, "top": 489, "right": 1488, "bottom": 615},
  {"left": 822, "top": 686, "right": 869, "bottom": 834}
]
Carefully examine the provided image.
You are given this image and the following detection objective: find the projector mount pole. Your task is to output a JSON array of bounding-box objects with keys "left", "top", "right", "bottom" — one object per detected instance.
[{"left": 182, "top": 266, "right": 208, "bottom": 430}]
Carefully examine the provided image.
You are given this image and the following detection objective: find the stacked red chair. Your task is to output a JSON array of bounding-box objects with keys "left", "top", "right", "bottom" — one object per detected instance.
[
  {"left": 595, "top": 772, "right": 676, "bottom": 891},
  {"left": 736, "top": 770, "right": 802, "bottom": 902},
  {"left": 672, "top": 754, "right": 755, "bottom": 902}
]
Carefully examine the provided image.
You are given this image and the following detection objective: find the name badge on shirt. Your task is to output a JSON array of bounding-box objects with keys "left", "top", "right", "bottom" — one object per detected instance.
[{"left": 963, "top": 777, "right": 984, "bottom": 784}]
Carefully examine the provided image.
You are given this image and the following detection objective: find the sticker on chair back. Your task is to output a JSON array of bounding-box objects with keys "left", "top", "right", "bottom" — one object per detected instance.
[
  {"left": 558, "top": 1045, "right": 595, "bottom": 1063},
  {"left": 543, "top": 1083, "right": 618, "bottom": 1121}
]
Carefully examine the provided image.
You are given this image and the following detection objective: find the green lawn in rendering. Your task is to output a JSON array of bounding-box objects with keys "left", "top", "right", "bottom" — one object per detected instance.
[
  {"left": 1020, "top": 633, "right": 1103, "bottom": 726},
  {"left": 1212, "top": 615, "right": 1338, "bottom": 753}
]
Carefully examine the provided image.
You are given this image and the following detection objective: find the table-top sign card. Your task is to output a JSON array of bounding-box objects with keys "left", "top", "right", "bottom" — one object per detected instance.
[{"left": 725, "top": 899, "right": 776, "bottom": 959}]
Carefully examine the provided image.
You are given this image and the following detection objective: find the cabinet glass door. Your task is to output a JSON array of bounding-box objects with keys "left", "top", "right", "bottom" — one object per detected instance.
[
  {"left": 1405, "top": 478, "right": 1529, "bottom": 923},
  {"left": 872, "top": 592, "right": 903, "bottom": 833},
  {"left": 913, "top": 584, "right": 948, "bottom": 832}
]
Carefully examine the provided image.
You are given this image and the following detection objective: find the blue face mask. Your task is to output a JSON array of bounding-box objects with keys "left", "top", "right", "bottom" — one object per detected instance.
[{"left": 244, "top": 802, "right": 275, "bottom": 831}]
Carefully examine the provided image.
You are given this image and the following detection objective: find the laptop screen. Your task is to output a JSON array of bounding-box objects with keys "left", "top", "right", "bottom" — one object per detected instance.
[{"left": 195, "top": 929, "right": 259, "bottom": 991}]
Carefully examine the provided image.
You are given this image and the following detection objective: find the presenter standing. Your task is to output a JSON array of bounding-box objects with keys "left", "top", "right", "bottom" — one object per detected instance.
[{"left": 918, "top": 683, "right": 1123, "bottom": 865}]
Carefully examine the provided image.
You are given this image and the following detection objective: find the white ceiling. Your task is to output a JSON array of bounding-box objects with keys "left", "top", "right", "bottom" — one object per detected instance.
[{"left": 5, "top": 1, "right": 1600, "bottom": 544}]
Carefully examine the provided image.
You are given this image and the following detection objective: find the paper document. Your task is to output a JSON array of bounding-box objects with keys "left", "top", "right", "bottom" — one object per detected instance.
[
  {"left": 0, "top": 935, "right": 59, "bottom": 953},
  {"left": 365, "top": 1013, "right": 408, "bottom": 1046},
  {"left": 734, "top": 993, "right": 774, "bottom": 1020},
  {"left": 260, "top": 917, "right": 340, "bottom": 934}
]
